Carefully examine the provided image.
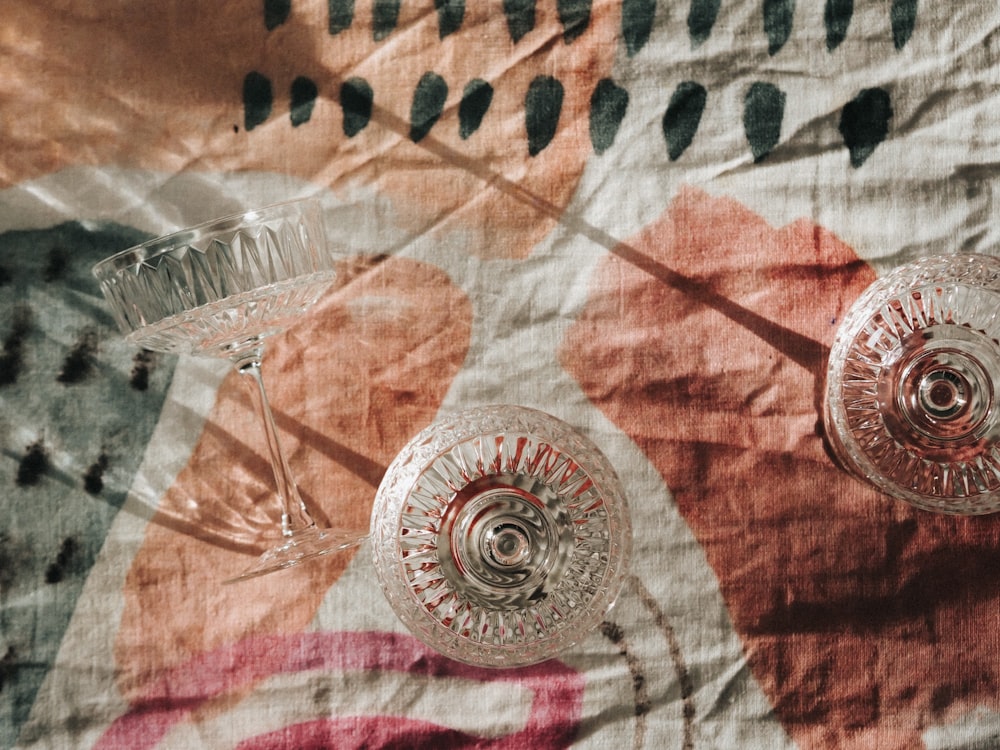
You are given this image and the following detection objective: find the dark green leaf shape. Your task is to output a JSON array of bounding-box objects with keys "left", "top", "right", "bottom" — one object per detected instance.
[
  {"left": 435, "top": 0, "right": 465, "bottom": 38},
  {"left": 622, "top": 0, "right": 657, "bottom": 57},
  {"left": 410, "top": 72, "right": 448, "bottom": 143},
  {"left": 459, "top": 79, "right": 494, "bottom": 139},
  {"left": 558, "top": 0, "right": 592, "bottom": 43},
  {"left": 340, "top": 77, "right": 374, "bottom": 137},
  {"left": 824, "top": 0, "right": 853, "bottom": 50},
  {"left": 764, "top": 0, "right": 795, "bottom": 55},
  {"left": 243, "top": 72, "right": 272, "bottom": 131},
  {"left": 891, "top": 0, "right": 917, "bottom": 50},
  {"left": 839, "top": 87, "right": 892, "bottom": 167},
  {"left": 503, "top": 0, "right": 536, "bottom": 42},
  {"left": 688, "top": 0, "right": 721, "bottom": 47},
  {"left": 328, "top": 0, "right": 355, "bottom": 35},
  {"left": 743, "top": 81, "right": 785, "bottom": 162},
  {"left": 373, "top": 0, "right": 401, "bottom": 41},
  {"left": 525, "top": 76, "right": 565, "bottom": 156},
  {"left": 290, "top": 76, "right": 318, "bottom": 127},
  {"left": 590, "top": 79, "right": 629, "bottom": 154},
  {"left": 264, "top": 0, "right": 291, "bottom": 30},
  {"left": 662, "top": 81, "right": 707, "bottom": 161}
]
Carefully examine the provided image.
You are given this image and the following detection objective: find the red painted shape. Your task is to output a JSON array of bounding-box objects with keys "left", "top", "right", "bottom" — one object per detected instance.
[{"left": 560, "top": 187, "right": 1000, "bottom": 748}]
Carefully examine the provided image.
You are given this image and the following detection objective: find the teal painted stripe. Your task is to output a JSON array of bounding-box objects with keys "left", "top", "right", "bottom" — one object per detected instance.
[{"left": 0, "top": 223, "right": 176, "bottom": 750}]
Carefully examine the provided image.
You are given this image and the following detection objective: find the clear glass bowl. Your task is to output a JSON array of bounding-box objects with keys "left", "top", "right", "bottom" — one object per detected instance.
[
  {"left": 824, "top": 253, "right": 1000, "bottom": 514},
  {"left": 93, "top": 198, "right": 366, "bottom": 582},
  {"left": 93, "top": 199, "right": 338, "bottom": 358},
  {"left": 371, "top": 405, "right": 631, "bottom": 667}
]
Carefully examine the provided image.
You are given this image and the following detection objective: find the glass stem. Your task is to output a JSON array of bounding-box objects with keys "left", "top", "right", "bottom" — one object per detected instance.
[{"left": 234, "top": 349, "right": 315, "bottom": 538}]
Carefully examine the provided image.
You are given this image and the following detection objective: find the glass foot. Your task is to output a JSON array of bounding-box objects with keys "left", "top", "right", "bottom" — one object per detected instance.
[
  {"left": 223, "top": 526, "right": 367, "bottom": 584},
  {"left": 371, "top": 405, "right": 631, "bottom": 667}
]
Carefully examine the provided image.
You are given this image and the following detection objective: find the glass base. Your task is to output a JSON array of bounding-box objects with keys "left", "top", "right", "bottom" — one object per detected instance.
[
  {"left": 371, "top": 405, "right": 631, "bottom": 668},
  {"left": 825, "top": 253, "right": 1000, "bottom": 514},
  {"left": 222, "top": 526, "right": 367, "bottom": 584}
]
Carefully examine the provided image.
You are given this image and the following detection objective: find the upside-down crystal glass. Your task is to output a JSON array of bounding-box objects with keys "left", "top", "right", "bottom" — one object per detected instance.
[
  {"left": 371, "top": 405, "right": 631, "bottom": 667},
  {"left": 93, "top": 198, "right": 367, "bottom": 581},
  {"left": 824, "top": 253, "right": 1000, "bottom": 514}
]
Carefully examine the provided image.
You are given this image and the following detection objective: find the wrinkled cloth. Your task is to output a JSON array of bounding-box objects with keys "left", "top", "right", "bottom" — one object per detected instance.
[{"left": 2, "top": 2, "right": 1000, "bottom": 748}]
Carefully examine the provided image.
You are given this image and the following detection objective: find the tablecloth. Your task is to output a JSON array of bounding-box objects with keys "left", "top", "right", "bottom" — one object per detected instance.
[{"left": 2, "top": 1, "right": 1000, "bottom": 748}]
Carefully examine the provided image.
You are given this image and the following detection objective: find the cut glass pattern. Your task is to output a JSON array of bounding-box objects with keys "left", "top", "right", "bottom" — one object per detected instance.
[
  {"left": 372, "top": 405, "right": 631, "bottom": 667},
  {"left": 825, "top": 254, "right": 1000, "bottom": 513}
]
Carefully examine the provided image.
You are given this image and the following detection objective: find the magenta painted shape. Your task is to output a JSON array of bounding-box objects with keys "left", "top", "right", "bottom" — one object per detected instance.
[{"left": 96, "top": 631, "right": 584, "bottom": 749}]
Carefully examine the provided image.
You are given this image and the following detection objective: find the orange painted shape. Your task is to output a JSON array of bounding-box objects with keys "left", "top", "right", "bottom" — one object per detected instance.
[
  {"left": 114, "top": 255, "right": 472, "bottom": 705},
  {"left": 1, "top": 1, "right": 621, "bottom": 257}
]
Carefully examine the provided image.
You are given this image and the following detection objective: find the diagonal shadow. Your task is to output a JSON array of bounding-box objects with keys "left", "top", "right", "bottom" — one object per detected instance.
[
  {"left": 338, "top": 84, "right": 835, "bottom": 387},
  {"left": 272, "top": 411, "right": 387, "bottom": 491},
  {"left": 41, "top": 396, "right": 384, "bottom": 555}
]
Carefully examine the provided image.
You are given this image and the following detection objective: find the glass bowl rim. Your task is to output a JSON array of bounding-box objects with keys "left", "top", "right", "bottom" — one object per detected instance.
[{"left": 91, "top": 196, "right": 323, "bottom": 279}]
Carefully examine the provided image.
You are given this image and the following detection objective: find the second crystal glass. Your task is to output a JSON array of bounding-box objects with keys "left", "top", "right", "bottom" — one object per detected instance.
[
  {"left": 824, "top": 253, "right": 1000, "bottom": 514},
  {"left": 93, "top": 198, "right": 367, "bottom": 582}
]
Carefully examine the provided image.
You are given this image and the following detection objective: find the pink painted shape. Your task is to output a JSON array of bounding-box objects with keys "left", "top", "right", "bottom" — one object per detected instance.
[
  {"left": 96, "top": 631, "right": 584, "bottom": 750},
  {"left": 237, "top": 717, "right": 478, "bottom": 750}
]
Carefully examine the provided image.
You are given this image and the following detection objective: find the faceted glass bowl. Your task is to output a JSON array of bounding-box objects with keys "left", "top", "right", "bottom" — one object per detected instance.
[
  {"left": 93, "top": 199, "right": 337, "bottom": 358},
  {"left": 371, "top": 405, "right": 632, "bottom": 667},
  {"left": 824, "top": 253, "right": 1000, "bottom": 514}
]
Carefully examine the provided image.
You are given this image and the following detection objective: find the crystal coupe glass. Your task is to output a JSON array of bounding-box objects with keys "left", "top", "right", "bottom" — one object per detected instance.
[
  {"left": 371, "top": 405, "right": 631, "bottom": 667},
  {"left": 93, "top": 198, "right": 366, "bottom": 582},
  {"left": 824, "top": 253, "right": 1000, "bottom": 514}
]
